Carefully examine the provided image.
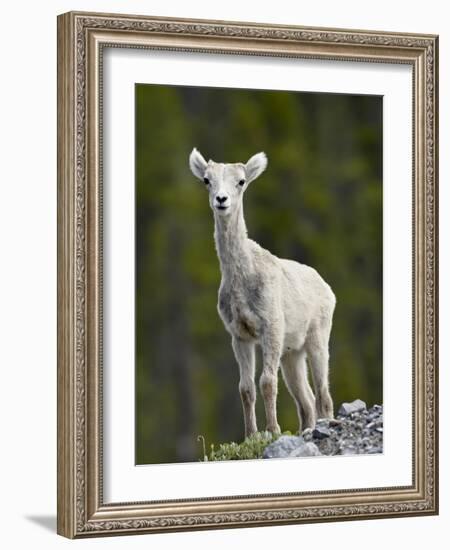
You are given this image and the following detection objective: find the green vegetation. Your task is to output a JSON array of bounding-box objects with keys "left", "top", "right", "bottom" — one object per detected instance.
[
  {"left": 199, "top": 431, "right": 289, "bottom": 462},
  {"left": 135, "top": 84, "right": 383, "bottom": 465}
]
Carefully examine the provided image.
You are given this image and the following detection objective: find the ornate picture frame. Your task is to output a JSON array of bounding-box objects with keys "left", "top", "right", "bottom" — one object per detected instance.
[{"left": 57, "top": 11, "right": 438, "bottom": 538}]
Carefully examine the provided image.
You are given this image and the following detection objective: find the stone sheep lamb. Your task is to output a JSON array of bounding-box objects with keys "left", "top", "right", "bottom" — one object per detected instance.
[{"left": 189, "top": 148, "right": 336, "bottom": 438}]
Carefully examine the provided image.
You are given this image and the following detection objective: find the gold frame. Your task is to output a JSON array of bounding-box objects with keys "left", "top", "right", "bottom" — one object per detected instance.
[{"left": 57, "top": 11, "right": 439, "bottom": 538}]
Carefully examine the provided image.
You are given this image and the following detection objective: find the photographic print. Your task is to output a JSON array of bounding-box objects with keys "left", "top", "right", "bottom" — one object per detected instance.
[
  {"left": 57, "top": 12, "right": 437, "bottom": 537},
  {"left": 135, "top": 85, "right": 383, "bottom": 465}
]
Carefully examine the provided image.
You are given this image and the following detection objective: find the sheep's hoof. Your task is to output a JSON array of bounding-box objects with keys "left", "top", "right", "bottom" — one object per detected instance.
[
  {"left": 266, "top": 424, "right": 281, "bottom": 435},
  {"left": 244, "top": 425, "right": 258, "bottom": 439}
]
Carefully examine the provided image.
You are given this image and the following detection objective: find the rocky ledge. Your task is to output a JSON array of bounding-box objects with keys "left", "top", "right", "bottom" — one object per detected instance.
[{"left": 262, "top": 399, "right": 383, "bottom": 459}]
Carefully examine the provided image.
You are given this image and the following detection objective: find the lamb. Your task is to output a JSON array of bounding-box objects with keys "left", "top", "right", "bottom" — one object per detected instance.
[{"left": 189, "top": 148, "right": 336, "bottom": 438}]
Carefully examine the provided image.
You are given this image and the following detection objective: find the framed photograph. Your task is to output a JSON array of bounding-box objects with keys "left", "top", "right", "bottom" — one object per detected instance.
[{"left": 57, "top": 11, "right": 439, "bottom": 538}]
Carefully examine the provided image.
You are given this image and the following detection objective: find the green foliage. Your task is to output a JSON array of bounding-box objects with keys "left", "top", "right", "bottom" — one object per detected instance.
[
  {"left": 201, "top": 431, "right": 291, "bottom": 462},
  {"left": 135, "top": 84, "right": 382, "bottom": 465}
]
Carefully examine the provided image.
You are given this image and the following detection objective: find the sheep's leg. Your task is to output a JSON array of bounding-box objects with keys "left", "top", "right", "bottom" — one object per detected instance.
[
  {"left": 281, "top": 349, "right": 316, "bottom": 432},
  {"left": 306, "top": 326, "right": 334, "bottom": 419},
  {"left": 260, "top": 333, "right": 282, "bottom": 434},
  {"left": 232, "top": 337, "right": 257, "bottom": 438}
]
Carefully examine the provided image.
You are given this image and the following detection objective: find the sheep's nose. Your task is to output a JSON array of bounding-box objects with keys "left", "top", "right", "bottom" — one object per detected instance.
[{"left": 216, "top": 195, "right": 228, "bottom": 204}]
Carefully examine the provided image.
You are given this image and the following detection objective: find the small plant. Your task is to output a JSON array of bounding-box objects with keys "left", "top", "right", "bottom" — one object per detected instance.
[
  {"left": 198, "top": 431, "right": 292, "bottom": 462},
  {"left": 197, "top": 435, "right": 208, "bottom": 461}
]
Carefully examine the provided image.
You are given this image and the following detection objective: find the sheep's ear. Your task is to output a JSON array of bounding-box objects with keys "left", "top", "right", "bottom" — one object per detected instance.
[
  {"left": 189, "top": 148, "right": 208, "bottom": 180},
  {"left": 245, "top": 152, "right": 268, "bottom": 183}
]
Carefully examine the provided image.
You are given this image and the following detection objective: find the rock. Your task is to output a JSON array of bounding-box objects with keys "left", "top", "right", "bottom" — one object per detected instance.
[
  {"left": 316, "top": 438, "right": 335, "bottom": 455},
  {"left": 368, "top": 447, "right": 382, "bottom": 454},
  {"left": 290, "top": 442, "right": 321, "bottom": 457},
  {"left": 262, "top": 435, "right": 304, "bottom": 459},
  {"left": 313, "top": 426, "right": 331, "bottom": 439},
  {"left": 338, "top": 399, "right": 367, "bottom": 416},
  {"left": 262, "top": 400, "right": 383, "bottom": 459},
  {"left": 329, "top": 418, "right": 343, "bottom": 427},
  {"left": 316, "top": 418, "right": 330, "bottom": 426},
  {"left": 341, "top": 446, "right": 358, "bottom": 456},
  {"left": 262, "top": 435, "right": 323, "bottom": 459}
]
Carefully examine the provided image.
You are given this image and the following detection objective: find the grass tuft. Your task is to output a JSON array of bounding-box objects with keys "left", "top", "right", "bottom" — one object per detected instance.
[{"left": 198, "top": 431, "right": 292, "bottom": 461}]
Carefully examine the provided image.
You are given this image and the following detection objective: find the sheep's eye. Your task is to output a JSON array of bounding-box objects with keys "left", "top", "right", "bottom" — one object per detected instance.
[
  {"left": 203, "top": 177, "right": 210, "bottom": 186},
  {"left": 238, "top": 179, "right": 246, "bottom": 186}
]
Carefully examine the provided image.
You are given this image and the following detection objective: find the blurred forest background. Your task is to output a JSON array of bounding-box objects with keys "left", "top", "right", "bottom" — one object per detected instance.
[{"left": 135, "top": 84, "right": 382, "bottom": 465}]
